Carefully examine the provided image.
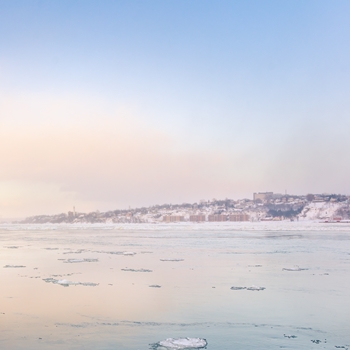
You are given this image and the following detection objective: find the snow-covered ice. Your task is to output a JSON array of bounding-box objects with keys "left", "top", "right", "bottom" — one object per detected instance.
[
  {"left": 42, "top": 277, "right": 98, "bottom": 287},
  {"left": 230, "top": 285, "right": 266, "bottom": 291},
  {"left": 160, "top": 258, "right": 184, "bottom": 262},
  {"left": 63, "top": 258, "right": 98, "bottom": 263},
  {"left": 121, "top": 268, "right": 152, "bottom": 272},
  {"left": 246, "top": 285, "right": 266, "bottom": 291},
  {"left": 155, "top": 337, "right": 207, "bottom": 349},
  {"left": 282, "top": 266, "right": 308, "bottom": 271}
]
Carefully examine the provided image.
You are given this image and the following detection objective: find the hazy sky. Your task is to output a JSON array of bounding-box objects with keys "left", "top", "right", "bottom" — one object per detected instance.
[{"left": 1, "top": 0, "right": 350, "bottom": 218}]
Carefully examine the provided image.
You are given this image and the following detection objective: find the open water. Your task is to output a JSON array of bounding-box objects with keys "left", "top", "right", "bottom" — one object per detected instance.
[{"left": 0, "top": 222, "right": 349, "bottom": 349}]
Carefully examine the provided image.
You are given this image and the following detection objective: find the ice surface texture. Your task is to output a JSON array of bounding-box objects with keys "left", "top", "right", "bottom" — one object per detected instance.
[
  {"left": 230, "top": 285, "right": 265, "bottom": 291},
  {"left": 246, "top": 285, "right": 266, "bottom": 291},
  {"left": 282, "top": 266, "right": 308, "bottom": 271},
  {"left": 160, "top": 259, "right": 184, "bottom": 262},
  {"left": 155, "top": 337, "right": 207, "bottom": 349},
  {"left": 63, "top": 258, "right": 98, "bottom": 263},
  {"left": 42, "top": 278, "right": 98, "bottom": 287}
]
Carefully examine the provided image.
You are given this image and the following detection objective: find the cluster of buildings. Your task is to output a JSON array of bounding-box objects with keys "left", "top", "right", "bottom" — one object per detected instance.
[
  {"left": 19, "top": 192, "right": 350, "bottom": 224},
  {"left": 163, "top": 213, "right": 250, "bottom": 222}
]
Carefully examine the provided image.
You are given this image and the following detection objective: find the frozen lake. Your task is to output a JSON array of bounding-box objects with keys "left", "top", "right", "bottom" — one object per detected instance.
[{"left": 1, "top": 222, "right": 349, "bottom": 349}]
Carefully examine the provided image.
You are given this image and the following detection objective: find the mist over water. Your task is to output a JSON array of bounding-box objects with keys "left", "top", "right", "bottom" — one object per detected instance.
[{"left": 1, "top": 223, "right": 349, "bottom": 349}]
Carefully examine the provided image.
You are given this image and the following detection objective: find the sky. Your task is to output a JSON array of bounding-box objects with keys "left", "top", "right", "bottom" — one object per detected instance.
[{"left": 1, "top": 0, "right": 350, "bottom": 218}]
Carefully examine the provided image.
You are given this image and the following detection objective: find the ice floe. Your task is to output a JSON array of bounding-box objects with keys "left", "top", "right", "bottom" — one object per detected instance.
[
  {"left": 121, "top": 268, "right": 152, "bottom": 272},
  {"left": 230, "top": 285, "right": 265, "bottom": 291},
  {"left": 42, "top": 278, "right": 98, "bottom": 287},
  {"left": 160, "top": 259, "right": 184, "bottom": 262},
  {"left": 246, "top": 285, "right": 265, "bottom": 291},
  {"left": 63, "top": 258, "right": 98, "bottom": 263},
  {"left": 282, "top": 266, "right": 308, "bottom": 271},
  {"left": 154, "top": 337, "right": 207, "bottom": 349},
  {"left": 92, "top": 250, "right": 125, "bottom": 255},
  {"left": 63, "top": 249, "right": 87, "bottom": 254},
  {"left": 3, "top": 265, "right": 26, "bottom": 268},
  {"left": 230, "top": 286, "right": 246, "bottom": 290}
]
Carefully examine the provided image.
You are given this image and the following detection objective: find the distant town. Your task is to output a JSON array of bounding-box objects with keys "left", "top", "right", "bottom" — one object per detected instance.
[{"left": 17, "top": 192, "right": 350, "bottom": 224}]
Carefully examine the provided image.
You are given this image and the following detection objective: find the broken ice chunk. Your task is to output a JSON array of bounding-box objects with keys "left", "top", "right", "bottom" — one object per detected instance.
[
  {"left": 3, "top": 265, "right": 26, "bottom": 268},
  {"left": 79, "top": 282, "right": 99, "bottom": 287},
  {"left": 121, "top": 268, "right": 152, "bottom": 272},
  {"left": 246, "top": 285, "right": 265, "bottom": 291},
  {"left": 63, "top": 258, "right": 98, "bottom": 263},
  {"left": 149, "top": 285, "right": 161, "bottom": 288},
  {"left": 56, "top": 279, "right": 79, "bottom": 287},
  {"left": 123, "top": 252, "right": 136, "bottom": 256},
  {"left": 160, "top": 259, "right": 184, "bottom": 262},
  {"left": 155, "top": 337, "right": 207, "bottom": 349},
  {"left": 282, "top": 266, "right": 308, "bottom": 271},
  {"left": 230, "top": 286, "right": 246, "bottom": 290},
  {"left": 62, "top": 249, "right": 87, "bottom": 254},
  {"left": 42, "top": 278, "right": 98, "bottom": 287}
]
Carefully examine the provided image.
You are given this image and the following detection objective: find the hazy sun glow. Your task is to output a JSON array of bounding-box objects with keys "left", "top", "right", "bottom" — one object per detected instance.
[{"left": 1, "top": 1, "right": 350, "bottom": 218}]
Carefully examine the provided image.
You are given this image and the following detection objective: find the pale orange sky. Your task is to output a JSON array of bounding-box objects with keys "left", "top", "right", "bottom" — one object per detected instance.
[
  {"left": 1, "top": 92, "right": 350, "bottom": 218},
  {"left": 1, "top": 1, "right": 350, "bottom": 218}
]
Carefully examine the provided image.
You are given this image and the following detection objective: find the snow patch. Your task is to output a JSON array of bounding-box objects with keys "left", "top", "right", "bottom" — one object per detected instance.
[
  {"left": 121, "top": 268, "right": 152, "bottom": 272},
  {"left": 230, "top": 286, "right": 246, "bottom": 290},
  {"left": 246, "top": 285, "right": 265, "bottom": 291},
  {"left": 282, "top": 266, "right": 308, "bottom": 271},
  {"left": 63, "top": 258, "right": 98, "bottom": 263},
  {"left": 42, "top": 278, "right": 98, "bottom": 287},
  {"left": 155, "top": 337, "right": 207, "bottom": 349},
  {"left": 160, "top": 259, "right": 184, "bottom": 262}
]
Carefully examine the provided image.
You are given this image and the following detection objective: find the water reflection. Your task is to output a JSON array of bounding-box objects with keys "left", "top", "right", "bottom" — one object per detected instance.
[{"left": 1, "top": 224, "right": 350, "bottom": 349}]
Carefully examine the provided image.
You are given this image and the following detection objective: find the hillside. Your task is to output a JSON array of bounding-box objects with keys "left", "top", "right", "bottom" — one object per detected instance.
[{"left": 18, "top": 193, "right": 350, "bottom": 224}]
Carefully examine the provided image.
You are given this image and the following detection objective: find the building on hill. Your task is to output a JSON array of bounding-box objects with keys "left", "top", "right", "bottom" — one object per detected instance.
[
  {"left": 208, "top": 214, "right": 227, "bottom": 222},
  {"left": 253, "top": 192, "right": 273, "bottom": 201},
  {"left": 163, "top": 215, "right": 184, "bottom": 223},
  {"left": 190, "top": 215, "right": 206, "bottom": 222},
  {"left": 229, "top": 213, "right": 249, "bottom": 222}
]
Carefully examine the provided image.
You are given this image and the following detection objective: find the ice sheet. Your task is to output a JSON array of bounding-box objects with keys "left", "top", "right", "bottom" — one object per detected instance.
[
  {"left": 282, "top": 266, "right": 308, "bottom": 271},
  {"left": 42, "top": 277, "right": 98, "bottom": 287},
  {"left": 63, "top": 258, "right": 98, "bottom": 263},
  {"left": 121, "top": 268, "right": 152, "bottom": 272},
  {"left": 155, "top": 337, "right": 207, "bottom": 349}
]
